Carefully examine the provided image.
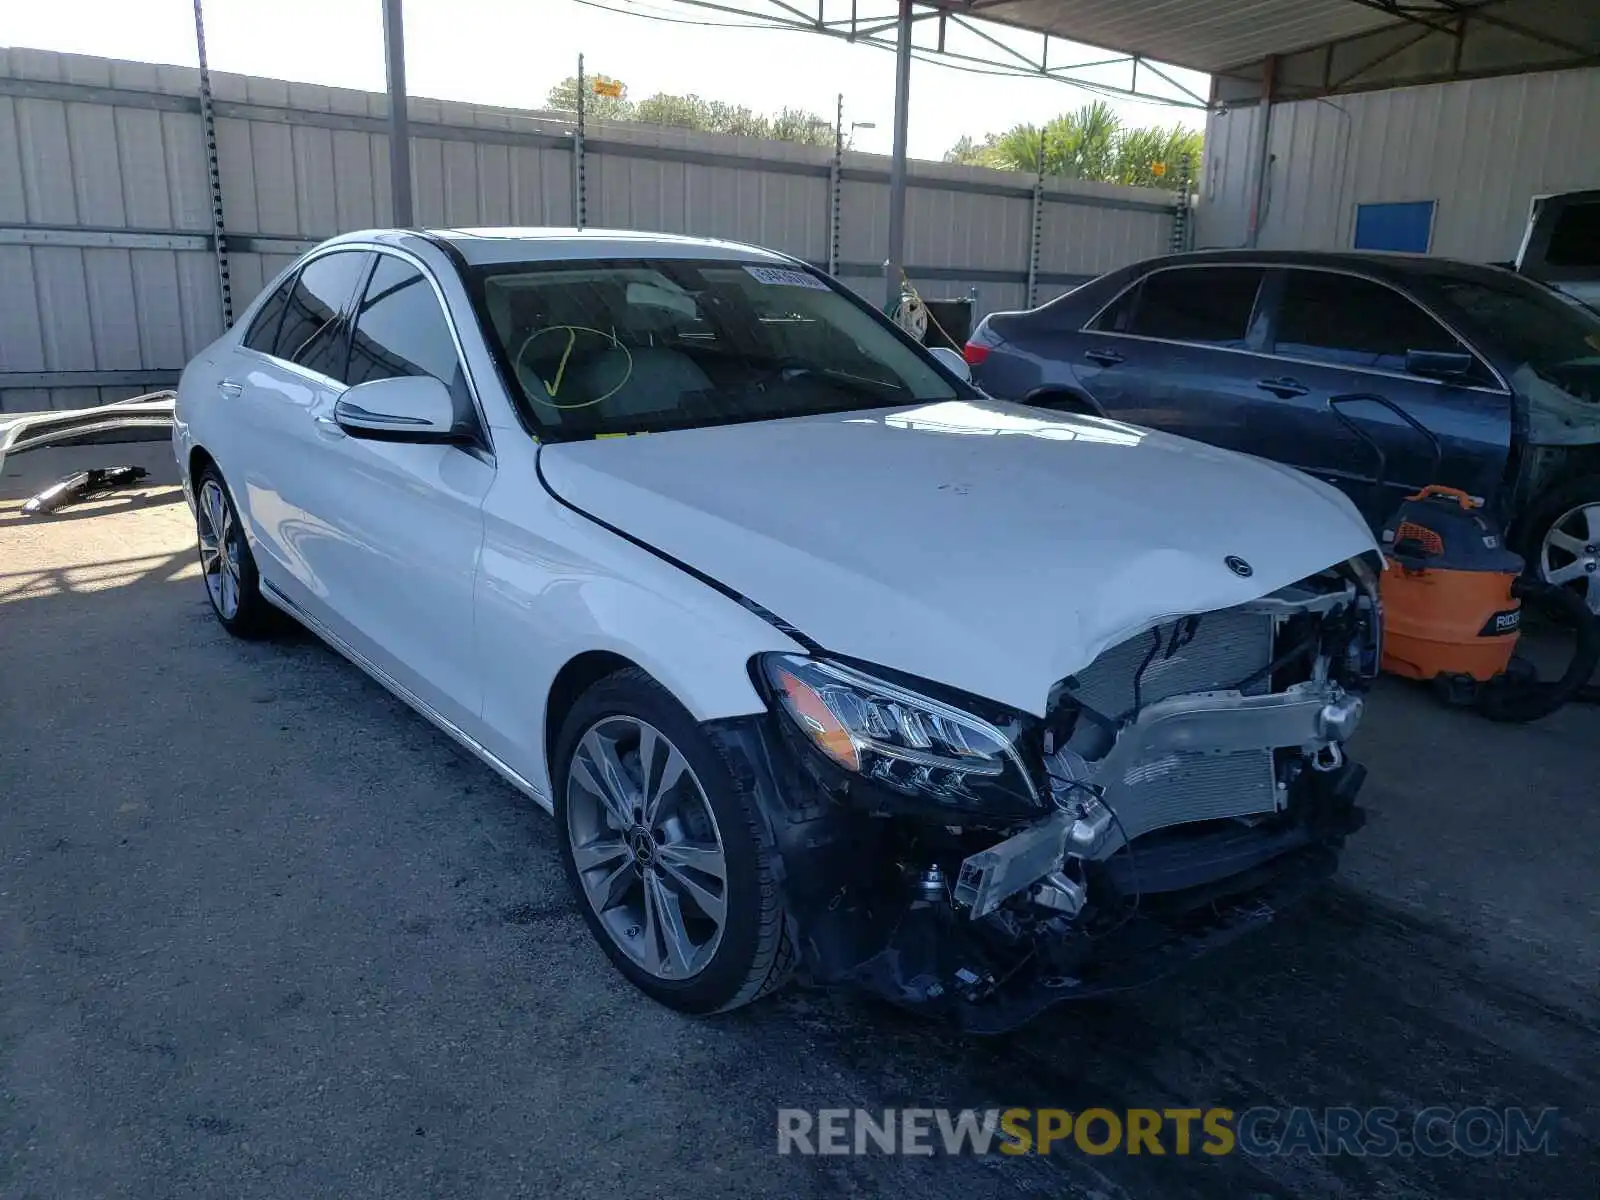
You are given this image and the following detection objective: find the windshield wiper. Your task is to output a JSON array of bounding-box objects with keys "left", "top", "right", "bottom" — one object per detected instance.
[{"left": 764, "top": 360, "right": 908, "bottom": 406}]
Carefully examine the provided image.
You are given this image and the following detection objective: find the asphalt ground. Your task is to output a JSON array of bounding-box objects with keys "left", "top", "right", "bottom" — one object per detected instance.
[{"left": 2, "top": 441, "right": 1595, "bottom": 1199}]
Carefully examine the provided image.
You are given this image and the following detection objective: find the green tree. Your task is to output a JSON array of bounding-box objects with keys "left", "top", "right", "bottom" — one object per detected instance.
[
  {"left": 634, "top": 91, "right": 711, "bottom": 129},
  {"left": 545, "top": 73, "right": 634, "bottom": 121},
  {"left": 768, "top": 106, "right": 835, "bottom": 148},
  {"left": 942, "top": 102, "right": 1200, "bottom": 192}
]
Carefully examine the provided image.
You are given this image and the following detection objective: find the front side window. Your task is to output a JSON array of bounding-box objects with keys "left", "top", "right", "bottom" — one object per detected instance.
[
  {"left": 1273, "top": 270, "right": 1463, "bottom": 375},
  {"left": 473, "top": 259, "right": 958, "bottom": 439},
  {"left": 274, "top": 251, "right": 370, "bottom": 379},
  {"left": 1432, "top": 274, "right": 1600, "bottom": 398},
  {"left": 1101, "top": 267, "right": 1264, "bottom": 348},
  {"left": 348, "top": 256, "right": 464, "bottom": 388}
]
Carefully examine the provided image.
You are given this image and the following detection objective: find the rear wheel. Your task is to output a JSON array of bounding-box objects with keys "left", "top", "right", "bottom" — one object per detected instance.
[
  {"left": 1524, "top": 477, "right": 1600, "bottom": 616},
  {"left": 553, "top": 669, "right": 795, "bottom": 1013},
  {"left": 194, "top": 466, "right": 275, "bottom": 637}
]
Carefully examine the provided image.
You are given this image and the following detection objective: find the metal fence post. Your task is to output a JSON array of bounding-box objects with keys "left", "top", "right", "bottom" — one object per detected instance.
[
  {"left": 829, "top": 93, "right": 842, "bottom": 276},
  {"left": 1026, "top": 128, "right": 1045, "bottom": 307},
  {"left": 573, "top": 53, "right": 587, "bottom": 230},
  {"left": 192, "top": 0, "right": 232, "bottom": 328}
]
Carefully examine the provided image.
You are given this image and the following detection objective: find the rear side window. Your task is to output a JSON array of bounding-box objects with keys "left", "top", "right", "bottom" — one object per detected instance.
[
  {"left": 1098, "top": 267, "right": 1264, "bottom": 348},
  {"left": 274, "top": 251, "right": 370, "bottom": 379},
  {"left": 243, "top": 277, "right": 293, "bottom": 353},
  {"left": 1274, "top": 270, "right": 1463, "bottom": 374},
  {"left": 346, "top": 255, "right": 464, "bottom": 390}
]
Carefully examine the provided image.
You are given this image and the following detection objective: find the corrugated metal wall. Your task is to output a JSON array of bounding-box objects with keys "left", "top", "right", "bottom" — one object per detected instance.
[
  {"left": 1197, "top": 65, "right": 1600, "bottom": 257},
  {"left": 0, "top": 46, "right": 1177, "bottom": 412}
]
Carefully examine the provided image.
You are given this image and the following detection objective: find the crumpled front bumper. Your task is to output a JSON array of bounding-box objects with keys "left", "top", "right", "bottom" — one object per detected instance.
[{"left": 956, "top": 680, "right": 1363, "bottom": 919}]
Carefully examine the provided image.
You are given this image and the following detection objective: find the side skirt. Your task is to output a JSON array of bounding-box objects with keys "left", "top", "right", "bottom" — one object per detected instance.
[{"left": 259, "top": 579, "right": 553, "bottom": 813}]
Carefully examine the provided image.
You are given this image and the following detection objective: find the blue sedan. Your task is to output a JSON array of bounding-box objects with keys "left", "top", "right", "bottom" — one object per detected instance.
[{"left": 965, "top": 249, "right": 1600, "bottom": 613}]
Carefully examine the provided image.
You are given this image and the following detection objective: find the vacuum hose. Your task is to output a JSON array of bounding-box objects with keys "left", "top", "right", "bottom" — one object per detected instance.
[{"left": 1475, "top": 578, "right": 1600, "bottom": 722}]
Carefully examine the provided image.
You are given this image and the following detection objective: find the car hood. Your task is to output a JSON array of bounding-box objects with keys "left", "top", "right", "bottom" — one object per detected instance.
[{"left": 538, "top": 399, "right": 1378, "bottom": 715}]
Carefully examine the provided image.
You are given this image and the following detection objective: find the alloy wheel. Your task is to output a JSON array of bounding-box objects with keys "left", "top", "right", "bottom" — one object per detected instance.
[
  {"left": 564, "top": 716, "right": 728, "bottom": 980},
  {"left": 1539, "top": 501, "right": 1600, "bottom": 615},
  {"left": 196, "top": 478, "right": 242, "bottom": 620}
]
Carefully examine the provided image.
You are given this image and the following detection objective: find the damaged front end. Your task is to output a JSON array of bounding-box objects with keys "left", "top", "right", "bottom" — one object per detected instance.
[{"left": 720, "top": 562, "right": 1380, "bottom": 1033}]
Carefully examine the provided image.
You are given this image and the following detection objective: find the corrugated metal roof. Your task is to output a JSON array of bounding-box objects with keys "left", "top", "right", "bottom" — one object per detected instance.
[{"left": 942, "top": 0, "right": 1424, "bottom": 73}]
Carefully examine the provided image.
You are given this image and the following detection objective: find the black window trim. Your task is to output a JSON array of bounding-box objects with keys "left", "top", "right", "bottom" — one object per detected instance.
[
  {"left": 1078, "top": 261, "right": 1511, "bottom": 396},
  {"left": 236, "top": 241, "right": 497, "bottom": 459}
]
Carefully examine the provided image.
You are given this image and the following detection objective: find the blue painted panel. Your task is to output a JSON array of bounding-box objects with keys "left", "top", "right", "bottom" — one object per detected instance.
[{"left": 1353, "top": 201, "right": 1435, "bottom": 253}]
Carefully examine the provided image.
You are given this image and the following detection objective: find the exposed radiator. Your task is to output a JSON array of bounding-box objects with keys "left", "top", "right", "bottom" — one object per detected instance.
[
  {"left": 1111, "top": 748, "right": 1279, "bottom": 842},
  {"left": 1066, "top": 606, "right": 1273, "bottom": 718},
  {"left": 1065, "top": 605, "right": 1282, "bottom": 840}
]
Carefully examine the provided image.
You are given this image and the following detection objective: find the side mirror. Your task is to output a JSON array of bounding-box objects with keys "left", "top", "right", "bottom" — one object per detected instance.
[
  {"left": 334, "top": 376, "right": 458, "bottom": 442},
  {"left": 1405, "top": 349, "right": 1473, "bottom": 381},
  {"left": 927, "top": 345, "right": 972, "bottom": 383}
]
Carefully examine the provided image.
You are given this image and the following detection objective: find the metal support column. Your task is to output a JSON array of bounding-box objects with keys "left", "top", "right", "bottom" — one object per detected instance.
[
  {"left": 382, "top": 0, "right": 414, "bottom": 226},
  {"left": 573, "top": 54, "right": 588, "bottom": 230},
  {"left": 1245, "top": 54, "right": 1275, "bottom": 249},
  {"left": 192, "top": 0, "right": 232, "bottom": 327},
  {"left": 883, "top": 0, "right": 913, "bottom": 311}
]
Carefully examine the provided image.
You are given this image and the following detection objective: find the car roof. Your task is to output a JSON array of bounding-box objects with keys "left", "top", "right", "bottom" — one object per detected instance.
[
  {"left": 1140, "top": 248, "right": 1518, "bottom": 287},
  {"left": 320, "top": 227, "right": 797, "bottom": 267}
]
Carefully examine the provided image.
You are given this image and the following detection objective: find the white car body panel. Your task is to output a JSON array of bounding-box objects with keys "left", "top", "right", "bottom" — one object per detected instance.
[
  {"left": 540, "top": 400, "right": 1377, "bottom": 716},
  {"left": 174, "top": 227, "right": 1375, "bottom": 808}
]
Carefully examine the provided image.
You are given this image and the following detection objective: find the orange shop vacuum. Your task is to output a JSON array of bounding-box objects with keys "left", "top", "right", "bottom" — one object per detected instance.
[{"left": 1331, "top": 394, "right": 1600, "bottom": 722}]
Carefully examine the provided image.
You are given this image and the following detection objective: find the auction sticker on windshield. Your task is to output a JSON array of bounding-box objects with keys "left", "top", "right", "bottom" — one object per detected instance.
[{"left": 745, "top": 265, "right": 830, "bottom": 290}]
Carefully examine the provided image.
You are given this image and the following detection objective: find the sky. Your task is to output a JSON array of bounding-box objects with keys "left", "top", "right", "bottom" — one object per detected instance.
[{"left": 2, "top": 0, "right": 1208, "bottom": 160}]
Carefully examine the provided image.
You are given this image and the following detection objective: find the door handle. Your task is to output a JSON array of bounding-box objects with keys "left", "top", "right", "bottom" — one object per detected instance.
[
  {"left": 1256, "top": 376, "right": 1308, "bottom": 398},
  {"left": 1084, "top": 347, "right": 1125, "bottom": 367},
  {"left": 312, "top": 415, "right": 347, "bottom": 439},
  {"left": 217, "top": 379, "right": 243, "bottom": 399}
]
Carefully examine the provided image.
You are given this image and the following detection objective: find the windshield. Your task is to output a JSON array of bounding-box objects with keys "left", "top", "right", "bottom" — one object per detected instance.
[
  {"left": 472, "top": 258, "right": 958, "bottom": 439},
  {"left": 1431, "top": 274, "right": 1600, "bottom": 384}
]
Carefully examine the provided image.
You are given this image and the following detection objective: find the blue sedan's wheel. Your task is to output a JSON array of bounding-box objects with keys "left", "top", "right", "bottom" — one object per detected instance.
[{"left": 1538, "top": 498, "right": 1600, "bottom": 616}]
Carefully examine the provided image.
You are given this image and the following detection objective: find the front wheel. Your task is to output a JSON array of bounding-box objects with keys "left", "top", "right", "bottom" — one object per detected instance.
[
  {"left": 1524, "top": 477, "right": 1600, "bottom": 616},
  {"left": 552, "top": 668, "right": 795, "bottom": 1014}
]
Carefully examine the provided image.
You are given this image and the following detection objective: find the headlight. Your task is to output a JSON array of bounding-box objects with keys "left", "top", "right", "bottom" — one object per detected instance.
[{"left": 759, "top": 654, "right": 1041, "bottom": 816}]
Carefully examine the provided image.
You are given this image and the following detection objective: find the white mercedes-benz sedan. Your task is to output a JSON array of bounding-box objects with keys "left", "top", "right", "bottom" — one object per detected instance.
[{"left": 174, "top": 228, "right": 1382, "bottom": 1030}]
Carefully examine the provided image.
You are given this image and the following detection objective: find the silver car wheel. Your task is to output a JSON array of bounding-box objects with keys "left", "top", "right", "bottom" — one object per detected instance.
[
  {"left": 1539, "top": 501, "right": 1600, "bottom": 615},
  {"left": 564, "top": 716, "right": 728, "bottom": 980},
  {"left": 196, "top": 478, "right": 241, "bottom": 620}
]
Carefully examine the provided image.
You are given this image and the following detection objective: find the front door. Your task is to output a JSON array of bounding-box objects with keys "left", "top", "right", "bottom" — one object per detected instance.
[
  {"left": 292, "top": 252, "right": 493, "bottom": 732},
  {"left": 1250, "top": 268, "right": 1513, "bottom": 521}
]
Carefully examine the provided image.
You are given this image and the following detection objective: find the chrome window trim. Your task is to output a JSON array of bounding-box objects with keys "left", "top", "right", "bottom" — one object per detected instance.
[
  {"left": 1078, "top": 261, "right": 1513, "bottom": 398},
  {"left": 237, "top": 241, "right": 499, "bottom": 458}
]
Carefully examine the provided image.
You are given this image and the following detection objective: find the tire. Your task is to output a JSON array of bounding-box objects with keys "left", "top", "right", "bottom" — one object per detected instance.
[
  {"left": 1517, "top": 475, "right": 1600, "bottom": 617},
  {"left": 552, "top": 667, "right": 795, "bottom": 1014},
  {"left": 193, "top": 465, "right": 276, "bottom": 638}
]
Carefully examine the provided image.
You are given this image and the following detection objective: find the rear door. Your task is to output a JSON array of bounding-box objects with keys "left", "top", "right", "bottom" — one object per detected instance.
[
  {"left": 1072, "top": 265, "right": 1272, "bottom": 453},
  {"left": 228, "top": 249, "right": 372, "bottom": 604},
  {"left": 1251, "top": 267, "right": 1513, "bottom": 517}
]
